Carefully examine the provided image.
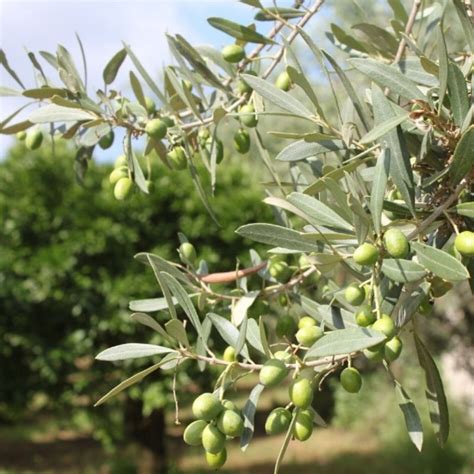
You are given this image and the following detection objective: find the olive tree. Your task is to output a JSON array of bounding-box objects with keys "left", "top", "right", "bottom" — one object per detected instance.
[{"left": 1, "top": 0, "right": 473, "bottom": 472}]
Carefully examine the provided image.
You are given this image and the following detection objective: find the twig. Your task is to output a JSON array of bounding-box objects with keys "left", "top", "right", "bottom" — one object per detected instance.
[
  {"left": 393, "top": 0, "right": 422, "bottom": 65},
  {"left": 199, "top": 261, "right": 267, "bottom": 284}
]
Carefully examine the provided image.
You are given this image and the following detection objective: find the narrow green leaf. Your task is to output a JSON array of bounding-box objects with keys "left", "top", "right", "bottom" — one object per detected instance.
[
  {"left": 275, "top": 139, "right": 343, "bottom": 162},
  {"left": 240, "top": 383, "right": 265, "bottom": 451},
  {"left": 95, "top": 343, "right": 175, "bottom": 361},
  {"left": 412, "top": 242, "right": 470, "bottom": 281},
  {"left": 352, "top": 23, "right": 399, "bottom": 56},
  {"left": 94, "top": 358, "right": 176, "bottom": 407},
  {"left": 236, "top": 223, "right": 322, "bottom": 253},
  {"left": 360, "top": 114, "right": 409, "bottom": 144},
  {"left": 0, "top": 120, "right": 33, "bottom": 135},
  {"left": 241, "top": 74, "right": 314, "bottom": 118},
  {"left": 305, "top": 327, "right": 386, "bottom": 358},
  {"left": 455, "top": 201, "right": 474, "bottom": 218},
  {"left": 447, "top": 61, "right": 469, "bottom": 127},
  {"left": 207, "top": 313, "right": 250, "bottom": 359},
  {"left": 129, "top": 297, "right": 177, "bottom": 312},
  {"left": 370, "top": 148, "right": 390, "bottom": 235},
  {"left": 388, "top": 0, "right": 408, "bottom": 23},
  {"left": 350, "top": 58, "right": 425, "bottom": 100},
  {"left": 208, "top": 17, "right": 275, "bottom": 45},
  {"left": 437, "top": 26, "right": 448, "bottom": 113},
  {"left": 394, "top": 381, "right": 424, "bottom": 451},
  {"left": 165, "top": 319, "right": 190, "bottom": 347},
  {"left": 296, "top": 297, "right": 358, "bottom": 329},
  {"left": 0, "top": 86, "right": 22, "bottom": 97},
  {"left": 103, "top": 48, "right": 127, "bottom": 85},
  {"left": 231, "top": 291, "right": 260, "bottom": 326},
  {"left": 245, "top": 318, "right": 266, "bottom": 355},
  {"left": 57, "top": 44, "right": 85, "bottom": 93},
  {"left": 130, "top": 313, "right": 172, "bottom": 341},
  {"left": 414, "top": 335, "right": 450, "bottom": 446},
  {"left": 254, "top": 7, "right": 304, "bottom": 21},
  {"left": 196, "top": 317, "right": 212, "bottom": 371},
  {"left": 23, "top": 87, "right": 69, "bottom": 99},
  {"left": 372, "top": 84, "right": 415, "bottom": 215},
  {"left": 322, "top": 50, "right": 371, "bottom": 131},
  {"left": 123, "top": 43, "right": 166, "bottom": 104},
  {"left": 382, "top": 259, "right": 426, "bottom": 283},
  {"left": 160, "top": 272, "right": 203, "bottom": 338},
  {"left": 235, "top": 314, "right": 248, "bottom": 356},
  {"left": 453, "top": 0, "right": 474, "bottom": 52},
  {"left": 129, "top": 70, "right": 146, "bottom": 108},
  {"left": 450, "top": 126, "right": 474, "bottom": 185},
  {"left": 258, "top": 316, "right": 272, "bottom": 358},
  {"left": 29, "top": 104, "right": 95, "bottom": 123},
  {"left": 287, "top": 192, "right": 354, "bottom": 232},
  {"left": 0, "top": 49, "right": 25, "bottom": 89}
]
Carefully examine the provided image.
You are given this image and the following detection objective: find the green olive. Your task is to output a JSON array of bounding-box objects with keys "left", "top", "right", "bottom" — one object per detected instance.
[
  {"left": 340, "top": 367, "right": 362, "bottom": 393},
  {"left": 383, "top": 228, "right": 410, "bottom": 259},
  {"left": 222, "top": 44, "right": 246, "bottom": 63},
  {"left": 344, "top": 284, "right": 366, "bottom": 306},
  {"left": 98, "top": 130, "right": 114, "bottom": 150},
  {"left": 372, "top": 314, "right": 396, "bottom": 339},
  {"left": 355, "top": 305, "right": 376, "bottom": 327},
  {"left": 183, "top": 419, "right": 207, "bottom": 446},
  {"left": 144, "top": 96, "right": 156, "bottom": 115},
  {"left": 114, "top": 154, "right": 128, "bottom": 168},
  {"left": 145, "top": 118, "right": 167, "bottom": 140},
  {"left": 259, "top": 359, "right": 288, "bottom": 387},
  {"left": 289, "top": 377, "right": 313, "bottom": 409},
  {"left": 276, "top": 315, "right": 297, "bottom": 339},
  {"left": 109, "top": 166, "right": 128, "bottom": 184},
  {"left": 353, "top": 243, "right": 379, "bottom": 266},
  {"left": 223, "top": 346, "right": 237, "bottom": 362},
  {"left": 268, "top": 260, "right": 292, "bottom": 282},
  {"left": 275, "top": 71, "right": 292, "bottom": 91},
  {"left": 239, "top": 104, "right": 258, "bottom": 128},
  {"left": 205, "top": 448, "right": 227, "bottom": 470},
  {"left": 298, "top": 316, "right": 316, "bottom": 329},
  {"left": 217, "top": 409, "right": 244, "bottom": 437},
  {"left": 384, "top": 336, "right": 403, "bottom": 362},
  {"left": 454, "top": 231, "right": 474, "bottom": 257},
  {"left": 202, "top": 424, "right": 226, "bottom": 454},
  {"left": 179, "top": 242, "right": 196, "bottom": 264},
  {"left": 295, "top": 326, "right": 323, "bottom": 346},
  {"left": 16, "top": 130, "right": 27, "bottom": 141},
  {"left": 293, "top": 411, "right": 313, "bottom": 441},
  {"left": 192, "top": 393, "right": 223, "bottom": 421},
  {"left": 113, "top": 177, "right": 133, "bottom": 200},
  {"left": 25, "top": 130, "right": 43, "bottom": 150},
  {"left": 167, "top": 146, "right": 187, "bottom": 170},
  {"left": 233, "top": 129, "right": 251, "bottom": 154},
  {"left": 265, "top": 407, "right": 292, "bottom": 435}
]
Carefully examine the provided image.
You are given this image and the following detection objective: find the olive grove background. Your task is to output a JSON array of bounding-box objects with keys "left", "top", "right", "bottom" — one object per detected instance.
[{"left": 0, "top": 0, "right": 473, "bottom": 473}]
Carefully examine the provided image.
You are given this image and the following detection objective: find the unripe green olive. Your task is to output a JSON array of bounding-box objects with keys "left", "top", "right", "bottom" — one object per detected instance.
[
  {"left": 289, "top": 377, "right": 313, "bottom": 409},
  {"left": 109, "top": 166, "right": 128, "bottom": 184},
  {"left": 208, "top": 137, "right": 224, "bottom": 164},
  {"left": 383, "top": 228, "right": 410, "bottom": 259},
  {"left": 296, "top": 326, "right": 323, "bottom": 346},
  {"left": 179, "top": 242, "right": 196, "bottom": 264},
  {"left": 16, "top": 130, "right": 27, "bottom": 141},
  {"left": 114, "top": 154, "right": 128, "bottom": 168},
  {"left": 202, "top": 424, "right": 226, "bottom": 454},
  {"left": 217, "top": 409, "right": 244, "bottom": 437},
  {"left": 372, "top": 314, "right": 396, "bottom": 339},
  {"left": 233, "top": 129, "right": 251, "bottom": 154},
  {"left": 268, "top": 260, "right": 292, "bottom": 282},
  {"left": 114, "top": 177, "right": 133, "bottom": 200},
  {"left": 167, "top": 146, "right": 187, "bottom": 170},
  {"left": 198, "top": 127, "right": 210, "bottom": 145},
  {"left": 205, "top": 448, "right": 227, "bottom": 470},
  {"left": 275, "top": 71, "right": 292, "bottom": 91},
  {"left": 236, "top": 70, "right": 257, "bottom": 95},
  {"left": 454, "top": 231, "right": 474, "bottom": 257},
  {"left": 26, "top": 130, "right": 43, "bottom": 150},
  {"left": 430, "top": 276, "right": 453, "bottom": 298},
  {"left": 265, "top": 407, "right": 292, "bottom": 435},
  {"left": 223, "top": 346, "right": 236, "bottom": 362},
  {"left": 259, "top": 359, "right": 288, "bottom": 387},
  {"left": 344, "top": 284, "right": 366, "bottom": 306},
  {"left": 384, "top": 336, "right": 403, "bottom": 362},
  {"left": 353, "top": 243, "right": 379, "bottom": 266},
  {"left": 298, "top": 316, "right": 316, "bottom": 329},
  {"left": 222, "top": 399, "right": 238, "bottom": 412},
  {"left": 183, "top": 419, "right": 207, "bottom": 446},
  {"left": 274, "top": 350, "right": 292, "bottom": 362},
  {"left": 340, "top": 367, "right": 362, "bottom": 393},
  {"left": 222, "top": 44, "right": 246, "bottom": 63},
  {"left": 276, "top": 315, "right": 297, "bottom": 339},
  {"left": 298, "top": 254, "right": 312, "bottom": 269},
  {"left": 364, "top": 345, "right": 384, "bottom": 362},
  {"left": 355, "top": 305, "right": 376, "bottom": 327},
  {"left": 98, "top": 130, "right": 114, "bottom": 150},
  {"left": 239, "top": 104, "right": 258, "bottom": 128},
  {"left": 145, "top": 118, "right": 167, "bottom": 140},
  {"left": 293, "top": 411, "right": 313, "bottom": 441},
  {"left": 144, "top": 96, "right": 156, "bottom": 115},
  {"left": 192, "top": 393, "right": 223, "bottom": 421}
]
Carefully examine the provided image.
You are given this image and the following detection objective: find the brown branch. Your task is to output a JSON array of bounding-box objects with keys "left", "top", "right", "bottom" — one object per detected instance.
[
  {"left": 198, "top": 261, "right": 267, "bottom": 284},
  {"left": 393, "top": 0, "right": 422, "bottom": 65}
]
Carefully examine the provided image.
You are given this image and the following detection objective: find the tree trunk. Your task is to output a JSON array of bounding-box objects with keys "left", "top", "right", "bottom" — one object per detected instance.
[{"left": 124, "top": 398, "right": 167, "bottom": 474}]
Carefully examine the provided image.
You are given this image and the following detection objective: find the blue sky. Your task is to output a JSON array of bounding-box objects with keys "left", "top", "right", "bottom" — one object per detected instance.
[{"left": 1, "top": 0, "right": 297, "bottom": 156}]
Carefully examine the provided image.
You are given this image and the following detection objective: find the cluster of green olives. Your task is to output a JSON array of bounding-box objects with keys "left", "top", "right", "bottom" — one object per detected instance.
[
  {"left": 198, "top": 128, "right": 225, "bottom": 165},
  {"left": 17, "top": 128, "right": 44, "bottom": 150},
  {"left": 109, "top": 155, "right": 133, "bottom": 200},
  {"left": 183, "top": 393, "right": 244, "bottom": 470}
]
